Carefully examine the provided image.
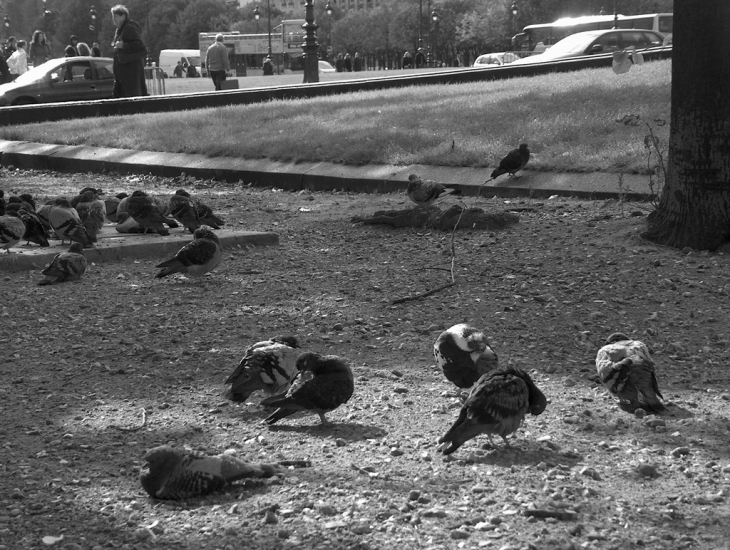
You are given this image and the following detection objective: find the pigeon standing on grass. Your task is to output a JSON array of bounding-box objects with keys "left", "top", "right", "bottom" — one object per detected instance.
[
  {"left": 140, "top": 445, "right": 281, "bottom": 500},
  {"left": 488, "top": 143, "right": 530, "bottom": 181},
  {"left": 407, "top": 174, "right": 462, "bottom": 206},
  {"left": 262, "top": 352, "right": 355, "bottom": 426},
  {"left": 155, "top": 227, "right": 222, "bottom": 280},
  {"left": 434, "top": 323, "right": 499, "bottom": 389},
  {"left": 595, "top": 332, "right": 665, "bottom": 413},
  {"left": 437, "top": 366, "right": 547, "bottom": 454},
  {"left": 223, "top": 336, "right": 301, "bottom": 403},
  {"left": 37, "top": 243, "right": 87, "bottom": 285}
]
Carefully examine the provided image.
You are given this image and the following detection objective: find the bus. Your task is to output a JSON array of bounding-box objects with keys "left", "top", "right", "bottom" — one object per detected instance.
[
  {"left": 512, "top": 13, "right": 673, "bottom": 52},
  {"left": 199, "top": 20, "right": 306, "bottom": 76}
]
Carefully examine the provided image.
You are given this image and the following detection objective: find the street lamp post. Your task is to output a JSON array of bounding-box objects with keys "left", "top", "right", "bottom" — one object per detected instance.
[
  {"left": 89, "top": 5, "right": 97, "bottom": 47},
  {"left": 266, "top": 0, "right": 272, "bottom": 60},
  {"left": 325, "top": 0, "right": 332, "bottom": 61},
  {"left": 42, "top": 0, "right": 48, "bottom": 34},
  {"left": 431, "top": 10, "right": 439, "bottom": 68},
  {"left": 3, "top": 15, "right": 9, "bottom": 39},
  {"left": 426, "top": 0, "right": 431, "bottom": 67},
  {"left": 612, "top": 0, "right": 618, "bottom": 29},
  {"left": 418, "top": 0, "right": 423, "bottom": 52},
  {"left": 253, "top": 5, "right": 260, "bottom": 34},
  {"left": 301, "top": 0, "right": 319, "bottom": 83},
  {"left": 510, "top": 2, "right": 518, "bottom": 45}
]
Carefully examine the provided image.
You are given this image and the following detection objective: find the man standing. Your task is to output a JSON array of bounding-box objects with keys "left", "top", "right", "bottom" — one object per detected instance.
[
  {"left": 110, "top": 4, "right": 148, "bottom": 98},
  {"left": 206, "top": 34, "right": 230, "bottom": 91}
]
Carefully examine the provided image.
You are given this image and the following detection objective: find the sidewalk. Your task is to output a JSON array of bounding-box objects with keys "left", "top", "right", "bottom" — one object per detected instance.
[{"left": 0, "top": 140, "right": 655, "bottom": 201}]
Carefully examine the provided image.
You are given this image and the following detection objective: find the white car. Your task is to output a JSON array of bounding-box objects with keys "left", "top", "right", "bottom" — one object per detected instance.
[
  {"left": 473, "top": 52, "right": 519, "bottom": 67},
  {"left": 318, "top": 60, "right": 336, "bottom": 73},
  {"left": 511, "top": 29, "right": 667, "bottom": 65}
]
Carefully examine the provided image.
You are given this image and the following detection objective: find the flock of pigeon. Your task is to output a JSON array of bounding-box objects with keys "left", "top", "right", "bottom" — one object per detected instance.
[
  {"left": 0, "top": 187, "right": 226, "bottom": 284},
  {"left": 141, "top": 324, "right": 665, "bottom": 500}
]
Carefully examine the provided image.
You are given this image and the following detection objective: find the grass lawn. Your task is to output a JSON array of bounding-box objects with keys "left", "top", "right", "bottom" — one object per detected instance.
[{"left": 0, "top": 61, "right": 670, "bottom": 173}]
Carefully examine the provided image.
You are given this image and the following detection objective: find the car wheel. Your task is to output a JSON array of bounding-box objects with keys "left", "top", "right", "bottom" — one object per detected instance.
[{"left": 12, "top": 97, "right": 37, "bottom": 106}]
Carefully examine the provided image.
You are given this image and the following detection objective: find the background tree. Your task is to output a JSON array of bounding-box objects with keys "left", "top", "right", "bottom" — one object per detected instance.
[
  {"left": 643, "top": 0, "right": 730, "bottom": 250},
  {"left": 164, "top": 0, "right": 229, "bottom": 49}
]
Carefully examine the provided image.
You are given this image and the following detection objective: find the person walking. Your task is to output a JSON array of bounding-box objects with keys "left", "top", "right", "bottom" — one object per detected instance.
[
  {"left": 68, "top": 35, "right": 80, "bottom": 56},
  {"left": 353, "top": 52, "right": 362, "bottom": 72},
  {"left": 110, "top": 4, "right": 148, "bottom": 98},
  {"left": 29, "top": 31, "right": 52, "bottom": 68},
  {"left": 173, "top": 61, "right": 183, "bottom": 78},
  {"left": 344, "top": 53, "right": 352, "bottom": 72},
  {"left": 402, "top": 50, "right": 412, "bottom": 69},
  {"left": 7, "top": 40, "right": 28, "bottom": 80},
  {"left": 205, "top": 33, "right": 230, "bottom": 90},
  {"left": 0, "top": 53, "right": 11, "bottom": 84},
  {"left": 91, "top": 42, "right": 102, "bottom": 57},
  {"left": 262, "top": 55, "right": 274, "bottom": 75},
  {"left": 3, "top": 37, "right": 16, "bottom": 60}
]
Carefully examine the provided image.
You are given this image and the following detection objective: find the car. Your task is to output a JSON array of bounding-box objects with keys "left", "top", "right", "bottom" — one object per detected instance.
[
  {"left": 511, "top": 29, "right": 667, "bottom": 65},
  {"left": 318, "top": 60, "right": 336, "bottom": 73},
  {"left": 472, "top": 52, "right": 519, "bottom": 67},
  {"left": 0, "top": 56, "right": 115, "bottom": 107}
]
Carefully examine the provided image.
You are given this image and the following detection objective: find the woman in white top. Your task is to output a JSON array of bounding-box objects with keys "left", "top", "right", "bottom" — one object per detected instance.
[{"left": 7, "top": 40, "right": 28, "bottom": 79}]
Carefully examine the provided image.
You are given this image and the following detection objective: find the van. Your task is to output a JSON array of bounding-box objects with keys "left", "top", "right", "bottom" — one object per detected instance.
[{"left": 158, "top": 49, "right": 201, "bottom": 78}]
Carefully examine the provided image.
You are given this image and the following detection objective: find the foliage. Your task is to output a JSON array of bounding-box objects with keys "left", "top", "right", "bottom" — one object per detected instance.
[{"left": 165, "top": 0, "right": 234, "bottom": 50}]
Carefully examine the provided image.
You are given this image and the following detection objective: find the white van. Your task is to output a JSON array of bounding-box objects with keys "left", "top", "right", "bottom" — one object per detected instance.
[{"left": 158, "top": 49, "right": 201, "bottom": 78}]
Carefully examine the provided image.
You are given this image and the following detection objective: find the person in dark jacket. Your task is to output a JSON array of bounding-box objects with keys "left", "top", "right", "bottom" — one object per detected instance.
[
  {"left": 29, "top": 31, "right": 52, "bottom": 67},
  {"left": 344, "top": 53, "right": 352, "bottom": 72},
  {"left": 353, "top": 52, "right": 362, "bottom": 72},
  {"left": 0, "top": 55, "right": 10, "bottom": 84},
  {"left": 110, "top": 4, "right": 148, "bottom": 98}
]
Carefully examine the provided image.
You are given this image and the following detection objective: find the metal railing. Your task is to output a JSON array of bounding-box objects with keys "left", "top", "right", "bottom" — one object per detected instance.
[{"left": 144, "top": 67, "right": 166, "bottom": 96}]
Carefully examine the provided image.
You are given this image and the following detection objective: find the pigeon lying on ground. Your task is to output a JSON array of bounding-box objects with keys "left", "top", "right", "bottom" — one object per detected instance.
[
  {"left": 155, "top": 227, "right": 222, "bottom": 279},
  {"left": 261, "top": 352, "right": 355, "bottom": 426},
  {"left": 224, "top": 336, "right": 301, "bottom": 403},
  {"left": 127, "top": 191, "right": 176, "bottom": 235},
  {"left": 48, "top": 198, "right": 95, "bottom": 248},
  {"left": 173, "top": 189, "right": 225, "bottom": 229},
  {"left": 434, "top": 323, "right": 499, "bottom": 389},
  {"left": 595, "top": 332, "right": 665, "bottom": 413},
  {"left": 140, "top": 445, "right": 281, "bottom": 500},
  {"left": 489, "top": 143, "right": 530, "bottom": 181},
  {"left": 407, "top": 174, "right": 462, "bottom": 206},
  {"left": 38, "top": 243, "right": 87, "bottom": 285},
  {"left": 4, "top": 201, "right": 49, "bottom": 248},
  {"left": 437, "top": 366, "right": 547, "bottom": 454}
]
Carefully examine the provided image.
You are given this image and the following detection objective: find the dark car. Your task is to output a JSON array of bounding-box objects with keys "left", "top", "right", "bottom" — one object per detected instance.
[
  {"left": 0, "top": 56, "right": 115, "bottom": 107},
  {"left": 511, "top": 29, "right": 667, "bottom": 65}
]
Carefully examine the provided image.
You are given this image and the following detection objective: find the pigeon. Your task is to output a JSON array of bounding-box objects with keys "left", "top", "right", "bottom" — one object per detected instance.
[
  {"left": 118, "top": 193, "right": 177, "bottom": 226},
  {"left": 4, "top": 201, "right": 50, "bottom": 248},
  {"left": 155, "top": 227, "right": 223, "bottom": 279},
  {"left": 126, "top": 191, "right": 175, "bottom": 235},
  {"left": 595, "top": 332, "right": 665, "bottom": 413},
  {"left": 37, "top": 243, "right": 87, "bottom": 285},
  {"left": 223, "top": 336, "right": 301, "bottom": 403},
  {"left": 262, "top": 352, "right": 355, "bottom": 426},
  {"left": 169, "top": 191, "right": 202, "bottom": 233},
  {"left": 74, "top": 190, "right": 106, "bottom": 243},
  {"left": 7, "top": 194, "right": 36, "bottom": 212},
  {"left": 437, "top": 366, "right": 547, "bottom": 454},
  {"left": 1, "top": 194, "right": 26, "bottom": 253},
  {"left": 104, "top": 192, "right": 127, "bottom": 223},
  {"left": 434, "top": 324, "right": 499, "bottom": 388},
  {"left": 489, "top": 143, "right": 530, "bottom": 180},
  {"left": 48, "top": 198, "right": 95, "bottom": 248},
  {"left": 174, "top": 190, "right": 225, "bottom": 229},
  {"left": 115, "top": 212, "right": 146, "bottom": 233},
  {"left": 140, "top": 445, "right": 281, "bottom": 500},
  {"left": 407, "top": 174, "right": 462, "bottom": 206},
  {"left": 70, "top": 187, "right": 103, "bottom": 209}
]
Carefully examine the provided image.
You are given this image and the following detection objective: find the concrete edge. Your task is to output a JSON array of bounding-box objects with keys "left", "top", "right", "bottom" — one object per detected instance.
[{"left": 0, "top": 231, "right": 279, "bottom": 273}]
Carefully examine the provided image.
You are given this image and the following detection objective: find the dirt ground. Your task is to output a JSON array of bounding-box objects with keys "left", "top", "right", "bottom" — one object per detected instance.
[{"left": 1, "top": 166, "right": 730, "bottom": 550}]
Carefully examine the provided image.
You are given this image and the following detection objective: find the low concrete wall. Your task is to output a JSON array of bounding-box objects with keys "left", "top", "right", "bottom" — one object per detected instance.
[{"left": 0, "top": 49, "right": 672, "bottom": 127}]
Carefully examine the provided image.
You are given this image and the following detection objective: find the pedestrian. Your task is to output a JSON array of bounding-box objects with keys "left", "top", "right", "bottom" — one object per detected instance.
[
  {"left": 335, "top": 53, "right": 344, "bottom": 72},
  {"left": 0, "top": 54, "right": 10, "bottom": 84},
  {"left": 3, "top": 36, "right": 16, "bottom": 60},
  {"left": 415, "top": 48, "right": 426, "bottom": 68},
  {"left": 29, "top": 31, "right": 52, "bottom": 67},
  {"left": 205, "top": 33, "right": 230, "bottom": 90},
  {"left": 69, "top": 35, "right": 79, "bottom": 56},
  {"left": 186, "top": 63, "right": 198, "bottom": 77},
  {"left": 7, "top": 40, "right": 28, "bottom": 80},
  {"left": 110, "top": 4, "right": 148, "bottom": 98},
  {"left": 173, "top": 61, "right": 183, "bottom": 78},
  {"left": 344, "top": 53, "right": 352, "bottom": 72},
  {"left": 77, "top": 42, "right": 92, "bottom": 56},
  {"left": 402, "top": 50, "right": 412, "bottom": 69},
  {"left": 353, "top": 52, "right": 362, "bottom": 72},
  {"left": 92, "top": 42, "right": 102, "bottom": 57},
  {"left": 64, "top": 45, "right": 77, "bottom": 57},
  {"left": 262, "top": 55, "right": 274, "bottom": 75}
]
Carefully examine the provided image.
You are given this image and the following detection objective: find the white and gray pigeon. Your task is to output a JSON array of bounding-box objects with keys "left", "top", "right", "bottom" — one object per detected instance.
[
  {"left": 140, "top": 445, "right": 281, "bottom": 500},
  {"left": 595, "top": 332, "right": 665, "bottom": 412},
  {"left": 434, "top": 323, "right": 499, "bottom": 388},
  {"left": 407, "top": 174, "right": 462, "bottom": 206},
  {"left": 223, "top": 336, "right": 301, "bottom": 403}
]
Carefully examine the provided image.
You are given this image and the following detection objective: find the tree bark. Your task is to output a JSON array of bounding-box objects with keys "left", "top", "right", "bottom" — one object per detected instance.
[{"left": 643, "top": 0, "right": 730, "bottom": 251}]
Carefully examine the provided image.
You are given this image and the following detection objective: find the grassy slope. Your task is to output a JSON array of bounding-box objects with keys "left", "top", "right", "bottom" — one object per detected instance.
[{"left": 0, "top": 61, "right": 670, "bottom": 173}]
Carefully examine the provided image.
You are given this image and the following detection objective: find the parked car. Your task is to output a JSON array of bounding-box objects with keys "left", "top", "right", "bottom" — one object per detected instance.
[
  {"left": 0, "top": 57, "right": 115, "bottom": 107},
  {"left": 473, "top": 52, "right": 520, "bottom": 67},
  {"left": 511, "top": 29, "right": 667, "bottom": 65},
  {"left": 319, "top": 60, "right": 336, "bottom": 73}
]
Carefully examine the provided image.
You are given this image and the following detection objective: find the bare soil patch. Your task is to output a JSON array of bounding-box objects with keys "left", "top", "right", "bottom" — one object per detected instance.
[{"left": 1, "top": 167, "right": 729, "bottom": 550}]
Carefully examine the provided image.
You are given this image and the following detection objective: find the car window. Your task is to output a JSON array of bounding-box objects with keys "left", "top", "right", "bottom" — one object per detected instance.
[
  {"left": 643, "top": 32, "right": 664, "bottom": 46},
  {"left": 94, "top": 60, "right": 114, "bottom": 80},
  {"left": 621, "top": 31, "right": 649, "bottom": 49},
  {"left": 59, "top": 62, "right": 93, "bottom": 83},
  {"left": 592, "top": 33, "right": 621, "bottom": 53}
]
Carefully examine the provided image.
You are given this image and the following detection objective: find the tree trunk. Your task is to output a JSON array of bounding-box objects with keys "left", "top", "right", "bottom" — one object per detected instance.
[{"left": 643, "top": 0, "right": 730, "bottom": 250}]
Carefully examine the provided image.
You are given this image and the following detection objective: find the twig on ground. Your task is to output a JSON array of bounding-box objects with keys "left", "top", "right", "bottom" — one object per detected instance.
[
  {"left": 391, "top": 282, "right": 456, "bottom": 305},
  {"left": 109, "top": 408, "right": 148, "bottom": 432}
]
